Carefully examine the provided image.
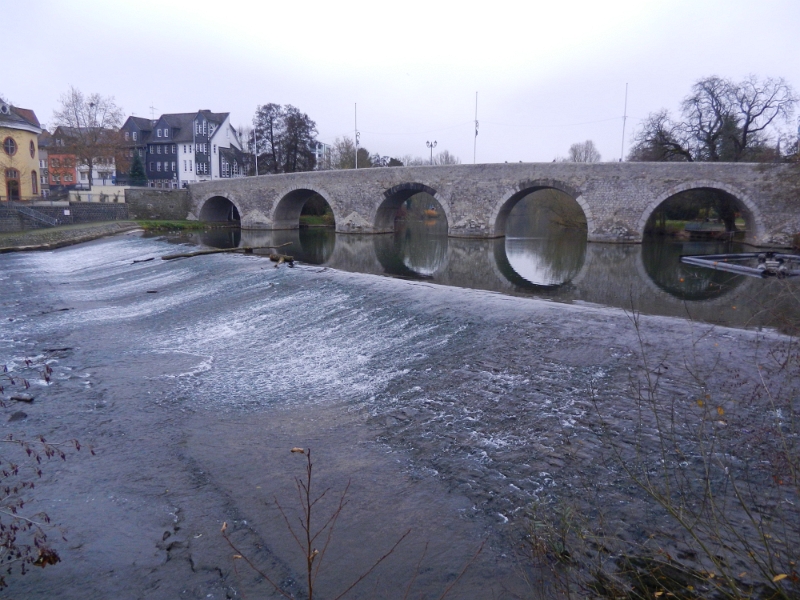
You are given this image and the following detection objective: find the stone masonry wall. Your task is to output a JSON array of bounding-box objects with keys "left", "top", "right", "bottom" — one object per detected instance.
[
  {"left": 188, "top": 163, "right": 800, "bottom": 246},
  {"left": 125, "top": 189, "right": 191, "bottom": 221},
  {"left": 0, "top": 203, "right": 129, "bottom": 232}
]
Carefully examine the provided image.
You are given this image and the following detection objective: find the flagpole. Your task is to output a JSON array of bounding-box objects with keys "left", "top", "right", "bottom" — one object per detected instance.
[{"left": 473, "top": 92, "right": 478, "bottom": 164}]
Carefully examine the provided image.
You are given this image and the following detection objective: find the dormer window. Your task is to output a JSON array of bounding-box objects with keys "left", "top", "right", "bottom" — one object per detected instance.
[
  {"left": 125, "top": 131, "right": 130, "bottom": 141},
  {"left": 157, "top": 128, "right": 162, "bottom": 137},
  {"left": 164, "top": 128, "right": 169, "bottom": 138},
  {"left": 132, "top": 132, "right": 138, "bottom": 141}
]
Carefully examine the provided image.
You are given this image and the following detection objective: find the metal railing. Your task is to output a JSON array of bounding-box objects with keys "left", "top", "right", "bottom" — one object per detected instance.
[{"left": 7, "top": 202, "right": 59, "bottom": 226}]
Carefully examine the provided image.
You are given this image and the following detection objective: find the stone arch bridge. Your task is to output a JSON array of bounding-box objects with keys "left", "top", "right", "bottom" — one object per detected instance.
[{"left": 188, "top": 162, "right": 799, "bottom": 247}]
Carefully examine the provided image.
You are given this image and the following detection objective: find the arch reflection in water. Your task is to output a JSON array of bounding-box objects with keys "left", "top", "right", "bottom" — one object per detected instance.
[
  {"left": 504, "top": 231, "right": 587, "bottom": 287},
  {"left": 642, "top": 240, "right": 744, "bottom": 300},
  {"left": 374, "top": 220, "right": 449, "bottom": 279},
  {"left": 500, "top": 188, "right": 588, "bottom": 287}
]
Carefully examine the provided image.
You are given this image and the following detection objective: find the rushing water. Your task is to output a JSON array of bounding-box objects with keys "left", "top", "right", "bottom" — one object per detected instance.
[{"left": 2, "top": 221, "right": 798, "bottom": 598}]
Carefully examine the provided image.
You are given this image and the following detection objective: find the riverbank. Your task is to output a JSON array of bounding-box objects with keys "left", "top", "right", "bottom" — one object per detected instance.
[{"left": 0, "top": 221, "right": 142, "bottom": 253}]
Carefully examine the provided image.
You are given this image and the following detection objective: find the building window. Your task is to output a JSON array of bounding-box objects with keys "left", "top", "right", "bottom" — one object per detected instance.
[
  {"left": 39, "top": 159, "right": 46, "bottom": 168},
  {"left": 29, "top": 140, "right": 35, "bottom": 158},
  {"left": 157, "top": 128, "right": 162, "bottom": 137},
  {"left": 3, "top": 137, "right": 17, "bottom": 156},
  {"left": 41, "top": 174, "right": 47, "bottom": 184},
  {"left": 132, "top": 132, "right": 138, "bottom": 141},
  {"left": 65, "top": 174, "right": 73, "bottom": 182},
  {"left": 81, "top": 172, "right": 87, "bottom": 181},
  {"left": 5, "top": 168, "right": 19, "bottom": 179},
  {"left": 171, "top": 161, "right": 176, "bottom": 172},
  {"left": 157, "top": 162, "right": 162, "bottom": 172},
  {"left": 189, "top": 161, "right": 192, "bottom": 172},
  {"left": 138, "top": 148, "right": 144, "bottom": 157},
  {"left": 213, "top": 144, "right": 217, "bottom": 154},
  {"left": 163, "top": 128, "right": 169, "bottom": 138},
  {"left": 157, "top": 146, "right": 162, "bottom": 154},
  {"left": 124, "top": 131, "right": 130, "bottom": 141},
  {"left": 183, "top": 160, "right": 187, "bottom": 171},
  {"left": 149, "top": 162, "right": 154, "bottom": 171},
  {"left": 31, "top": 171, "right": 38, "bottom": 195},
  {"left": 53, "top": 174, "right": 61, "bottom": 183},
  {"left": 172, "top": 145, "right": 176, "bottom": 154}
]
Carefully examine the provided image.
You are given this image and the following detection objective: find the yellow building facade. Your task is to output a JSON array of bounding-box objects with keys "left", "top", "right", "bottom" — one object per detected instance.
[{"left": 1, "top": 102, "right": 43, "bottom": 201}]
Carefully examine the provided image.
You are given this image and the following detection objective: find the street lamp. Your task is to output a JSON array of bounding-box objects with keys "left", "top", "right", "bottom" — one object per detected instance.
[{"left": 426, "top": 140, "right": 437, "bottom": 165}]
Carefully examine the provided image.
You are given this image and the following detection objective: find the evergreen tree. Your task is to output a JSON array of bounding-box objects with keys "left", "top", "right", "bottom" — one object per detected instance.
[{"left": 129, "top": 152, "right": 147, "bottom": 186}]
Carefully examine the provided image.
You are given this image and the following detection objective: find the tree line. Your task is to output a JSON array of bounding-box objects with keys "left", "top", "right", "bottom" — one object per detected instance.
[{"left": 247, "top": 103, "right": 462, "bottom": 173}]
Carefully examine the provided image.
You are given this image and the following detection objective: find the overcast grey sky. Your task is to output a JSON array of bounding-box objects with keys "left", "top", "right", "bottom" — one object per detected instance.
[{"left": 6, "top": 0, "right": 800, "bottom": 163}]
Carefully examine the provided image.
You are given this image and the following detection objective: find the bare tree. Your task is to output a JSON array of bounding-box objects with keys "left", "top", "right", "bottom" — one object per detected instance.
[
  {"left": 729, "top": 75, "right": 797, "bottom": 160},
  {"left": 400, "top": 154, "right": 427, "bottom": 167},
  {"left": 567, "top": 140, "right": 602, "bottom": 162},
  {"left": 52, "top": 86, "right": 124, "bottom": 188},
  {"left": 434, "top": 149, "right": 461, "bottom": 165},
  {"left": 627, "top": 110, "right": 694, "bottom": 162},
  {"left": 330, "top": 137, "right": 355, "bottom": 169},
  {"left": 630, "top": 75, "right": 797, "bottom": 162}
]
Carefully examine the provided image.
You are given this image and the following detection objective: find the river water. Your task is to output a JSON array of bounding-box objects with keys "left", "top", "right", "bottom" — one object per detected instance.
[
  {"left": 184, "top": 222, "right": 799, "bottom": 333},
  {"left": 1, "top": 225, "right": 798, "bottom": 599}
]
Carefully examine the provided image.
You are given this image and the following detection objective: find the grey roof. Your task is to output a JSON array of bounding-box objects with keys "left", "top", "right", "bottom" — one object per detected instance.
[
  {"left": 38, "top": 130, "right": 54, "bottom": 148},
  {"left": 159, "top": 113, "right": 197, "bottom": 142},
  {"left": 147, "top": 111, "right": 231, "bottom": 144},
  {"left": 0, "top": 104, "right": 42, "bottom": 132},
  {"left": 123, "top": 116, "right": 154, "bottom": 131}
]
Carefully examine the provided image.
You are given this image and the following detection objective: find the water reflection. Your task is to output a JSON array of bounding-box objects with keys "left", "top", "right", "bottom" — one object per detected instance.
[
  {"left": 504, "top": 229, "right": 587, "bottom": 287},
  {"left": 182, "top": 226, "right": 799, "bottom": 332},
  {"left": 642, "top": 240, "right": 745, "bottom": 300},
  {"left": 374, "top": 220, "right": 449, "bottom": 279},
  {"left": 240, "top": 229, "right": 336, "bottom": 264},
  {"left": 199, "top": 228, "right": 241, "bottom": 249}
]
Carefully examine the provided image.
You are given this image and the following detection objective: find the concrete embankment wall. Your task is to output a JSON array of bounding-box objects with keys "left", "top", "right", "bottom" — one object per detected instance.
[
  {"left": 0, "top": 203, "right": 130, "bottom": 233},
  {"left": 125, "top": 189, "right": 190, "bottom": 220}
]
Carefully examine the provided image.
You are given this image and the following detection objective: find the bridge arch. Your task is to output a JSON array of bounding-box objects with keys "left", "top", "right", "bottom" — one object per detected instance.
[
  {"left": 490, "top": 179, "right": 594, "bottom": 238},
  {"left": 271, "top": 184, "right": 339, "bottom": 230},
  {"left": 198, "top": 194, "right": 242, "bottom": 223},
  {"left": 374, "top": 182, "right": 452, "bottom": 233},
  {"left": 637, "top": 180, "right": 765, "bottom": 244}
]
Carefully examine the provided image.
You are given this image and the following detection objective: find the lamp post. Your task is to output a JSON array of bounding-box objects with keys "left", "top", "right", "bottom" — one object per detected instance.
[{"left": 426, "top": 140, "right": 437, "bottom": 165}]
